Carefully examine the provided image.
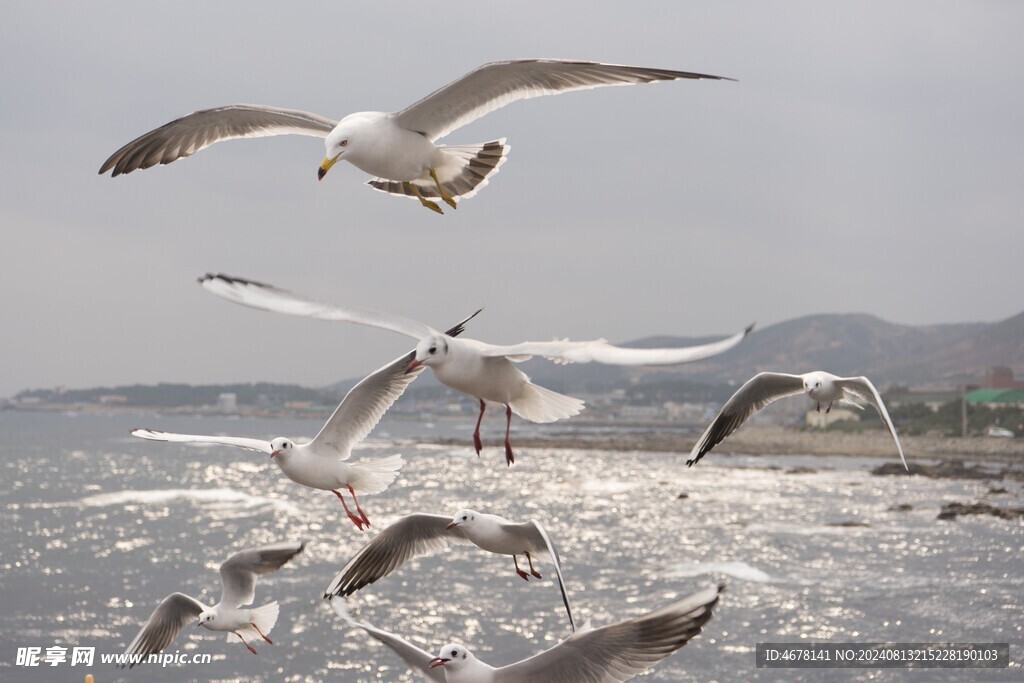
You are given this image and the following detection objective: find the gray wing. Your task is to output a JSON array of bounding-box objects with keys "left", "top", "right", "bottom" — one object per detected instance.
[
  {"left": 513, "top": 520, "right": 576, "bottom": 632},
  {"left": 131, "top": 428, "right": 272, "bottom": 455},
  {"left": 835, "top": 376, "right": 908, "bottom": 470},
  {"left": 324, "top": 513, "right": 470, "bottom": 597},
  {"left": 99, "top": 104, "right": 337, "bottom": 176},
  {"left": 329, "top": 598, "right": 445, "bottom": 682},
  {"left": 494, "top": 583, "right": 724, "bottom": 683},
  {"left": 121, "top": 592, "right": 207, "bottom": 668},
  {"left": 393, "top": 59, "right": 733, "bottom": 142},
  {"left": 687, "top": 372, "right": 806, "bottom": 466},
  {"left": 478, "top": 324, "right": 754, "bottom": 366},
  {"left": 309, "top": 310, "right": 484, "bottom": 457},
  {"left": 219, "top": 541, "right": 305, "bottom": 607},
  {"left": 199, "top": 273, "right": 437, "bottom": 340}
]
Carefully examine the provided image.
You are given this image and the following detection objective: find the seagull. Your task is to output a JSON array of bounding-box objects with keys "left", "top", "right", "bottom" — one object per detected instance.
[
  {"left": 121, "top": 542, "right": 303, "bottom": 667},
  {"left": 687, "top": 371, "right": 908, "bottom": 469},
  {"left": 199, "top": 273, "right": 754, "bottom": 465},
  {"left": 98, "top": 59, "right": 732, "bottom": 213},
  {"left": 330, "top": 582, "right": 723, "bottom": 682},
  {"left": 324, "top": 509, "right": 575, "bottom": 631},
  {"left": 131, "top": 311, "right": 479, "bottom": 529}
]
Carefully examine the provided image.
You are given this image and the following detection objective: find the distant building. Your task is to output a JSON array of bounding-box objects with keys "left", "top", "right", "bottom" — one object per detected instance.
[
  {"left": 884, "top": 390, "right": 959, "bottom": 412},
  {"left": 96, "top": 394, "right": 128, "bottom": 405},
  {"left": 984, "top": 367, "right": 1024, "bottom": 390},
  {"left": 217, "top": 393, "right": 237, "bottom": 411}
]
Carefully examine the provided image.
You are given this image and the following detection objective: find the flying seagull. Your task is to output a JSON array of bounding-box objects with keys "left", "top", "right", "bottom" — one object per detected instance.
[
  {"left": 121, "top": 542, "right": 303, "bottom": 667},
  {"left": 687, "top": 371, "right": 908, "bottom": 469},
  {"left": 199, "top": 273, "right": 754, "bottom": 465},
  {"left": 324, "top": 509, "right": 575, "bottom": 631},
  {"left": 330, "top": 582, "right": 723, "bottom": 682},
  {"left": 131, "top": 311, "right": 479, "bottom": 529},
  {"left": 99, "top": 59, "right": 732, "bottom": 213}
]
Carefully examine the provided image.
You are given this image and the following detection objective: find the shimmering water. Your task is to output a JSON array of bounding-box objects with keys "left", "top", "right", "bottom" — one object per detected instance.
[{"left": 1, "top": 411, "right": 1020, "bottom": 682}]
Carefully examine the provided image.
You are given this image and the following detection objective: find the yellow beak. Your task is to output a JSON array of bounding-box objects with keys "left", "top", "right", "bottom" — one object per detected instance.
[{"left": 318, "top": 154, "right": 341, "bottom": 181}]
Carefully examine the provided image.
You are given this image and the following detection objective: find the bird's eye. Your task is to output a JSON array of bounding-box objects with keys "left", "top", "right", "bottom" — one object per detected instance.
[
  {"left": 429, "top": 346, "right": 437, "bottom": 354},
  {"left": 340, "top": 140, "right": 348, "bottom": 147},
  {"left": 462, "top": 515, "right": 467, "bottom": 520},
  {"left": 451, "top": 650, "right": 458, "bottom": 657}
]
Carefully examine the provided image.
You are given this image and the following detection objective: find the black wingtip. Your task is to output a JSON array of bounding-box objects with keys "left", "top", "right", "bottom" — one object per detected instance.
[{"left": 744, "top": 322, "right": 756, "bottom": 336}]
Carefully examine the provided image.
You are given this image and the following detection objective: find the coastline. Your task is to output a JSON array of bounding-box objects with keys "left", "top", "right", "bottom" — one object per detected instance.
[{"left": 429, "top": 426, "right": 1024, "bottom": 464}]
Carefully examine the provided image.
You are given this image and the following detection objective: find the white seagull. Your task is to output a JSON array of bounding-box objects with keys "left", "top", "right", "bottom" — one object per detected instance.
[
  {"left": 99, "top": 59, "right": 731, "bottom": 213},
  {"left": 131, "top": 311, "right": 478, "bottom": 529},
  {"left": 199, "top": 273, "right": 754, "bottom": 465},
  {"left": 324, "top": 509, "right": 575, "bottom": 631},
  {"left": 687, "top": 371, "right": 908, "bottom": 469},
  {"left": 330, "top": 583, "right": 723, "bottom": 682},
  {"left": 121, "top": 541, "right": 303, "bottom": 667}
]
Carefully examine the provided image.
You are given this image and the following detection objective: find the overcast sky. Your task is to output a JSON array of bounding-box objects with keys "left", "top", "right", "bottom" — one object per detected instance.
[{"left": 1, "top": 1, "right": 1022, "bottom": 398}]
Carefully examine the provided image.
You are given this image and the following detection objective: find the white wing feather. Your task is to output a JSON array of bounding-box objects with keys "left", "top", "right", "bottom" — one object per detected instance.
[
  {"left": 835, "top": 376, "right": 908, "bottom": 470},
  {"left": 394, "top": 59, "right": 732, "bottom": 142},
  {"left": 477, "top": 324, "right": 753, "bottom": 366},
  {"left": 199, "top": 273, "right": 436, "bottom": 340},
  {"left": 131, "top": 428, "right": 272, "bottom": 455}
]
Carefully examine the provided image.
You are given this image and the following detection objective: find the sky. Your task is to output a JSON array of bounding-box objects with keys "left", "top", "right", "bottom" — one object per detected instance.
[{"left": 1, "top": 1, "right": 1022, "bottom": 399}]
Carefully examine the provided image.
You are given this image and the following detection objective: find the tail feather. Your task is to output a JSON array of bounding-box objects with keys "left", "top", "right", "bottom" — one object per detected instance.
[
  {"left": 510, "top": 383, "right": 585, "bottom": 424},
  {"left": 231, "top": 602, "right": 279, "bottom": 642},
  {"left": 348, "top": 453, "right": 403, "bottom": 495},
  {"left": 366, "top": 139, "right": 510, "bottom": 204}
]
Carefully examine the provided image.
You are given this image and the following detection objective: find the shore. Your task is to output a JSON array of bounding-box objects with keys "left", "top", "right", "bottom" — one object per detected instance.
[{"left": 431, "top": 426, "right": 1024, "bottom": 464}]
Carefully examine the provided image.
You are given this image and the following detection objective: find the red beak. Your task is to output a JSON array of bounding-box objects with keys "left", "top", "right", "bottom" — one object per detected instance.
[
  {"left": 445, "top": 521, "right": 460, "bottom": 531},
  {"left": 270, "top": 450, "right": 280, "bottom": 458},
  {"left": 405, "top": 358, "right": 423, "bottom": 374},
  {"left": 428, "top": 657, "right": 450, "bottom": 669}
]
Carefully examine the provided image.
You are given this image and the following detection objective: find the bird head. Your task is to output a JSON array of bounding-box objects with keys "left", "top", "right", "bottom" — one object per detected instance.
[
  {"left": 319, "top": 124, "right": 357, "bottom": 180},
  {"left": 405, "top": 335, "right": 448, "bottom": 373},
  {"left": 269, "top": 437, "right": 295, "bottom": 458},
  {"left": 197, "top": 610, "right": 215, "bottom": 627},
  {"left": 445, "top": 509, "right": 477, "bottom": 530},
  {"left": 429, "top": 644, "right": 472, "bottom": 670},
  {"left": 803, "top": 374, "right": 823, "bottom": 397}
]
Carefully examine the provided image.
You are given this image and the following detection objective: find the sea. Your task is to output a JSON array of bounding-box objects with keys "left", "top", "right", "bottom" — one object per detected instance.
[{"left": 0, "top": 410, "right": 1020, "bottom": 682}]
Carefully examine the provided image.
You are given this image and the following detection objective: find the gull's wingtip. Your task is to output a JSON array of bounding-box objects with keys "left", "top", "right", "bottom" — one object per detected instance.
[{"left": 744, "top": 322, "right": 756, "bottom": 336}]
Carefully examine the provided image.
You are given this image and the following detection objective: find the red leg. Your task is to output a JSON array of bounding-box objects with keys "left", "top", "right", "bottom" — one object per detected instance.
[
  {"left": 504, "top": 404, "right": 515, "bottom": 466},
  {"left": 512, "top": 555, "right": 530, "bottom": 581},
  {"left": 816, "top": 402, "right": 821, "bottom": 413},
  {"left": 525, "top": 551, "right": 542, "bottom": 579},
  {"left": 251, "top": 622, "right": 273, "bottom": 644},
  {"left": 473, "top": 399, "right": 486, "bottom": 456},
  {"left": 347, "top": 484, "right": 371, "bottom": 528},
  {"left": 826, "top": 401, "right": 833, "bottom": 414},
  {"left": 234, "top": 632, "right": 257, "bottom": 655},
  {"left": 333, "top": 490, "right": 365, "bottom": 530}
]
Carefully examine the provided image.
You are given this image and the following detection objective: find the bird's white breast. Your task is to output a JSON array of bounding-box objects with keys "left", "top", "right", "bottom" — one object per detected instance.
[{"left": 337, "top": 112, "right": 440, "bottom": 181}]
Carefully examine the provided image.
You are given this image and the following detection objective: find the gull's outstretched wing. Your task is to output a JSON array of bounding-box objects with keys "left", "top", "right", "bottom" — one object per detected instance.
[
  {"left": 494, "top": 583, "right": 724, "bottom": 683},
  {"left": 515, "top": 520, "right": 576, "bottom": 632},
  {"left": 99, "top": 105, "right": 337, "bottom": 176},
  {"left": 199, "top": 273, "right": 438, "bottom": 340},
  {"left": 131, "top": 428, "right": 272, "bottom": 455},
  {"left": 393, "top": 59, "right": 732, "bottom": 142},
  {"left": 324, "top": 513, "right": 471, "bottom": 597},
  {"left": 329, "top": 598, "right": 446, "bottom": 682},
  {"left": 219, "top": 541, "right": 305, "bottom": 608},
  {"left": 309, "top": 312, "right": 483, "bottom": 457},
  {"left": 687, "top": 372, "right": 805, "bottom": 466},
  {"left": 835, "top": 376, "right": 908, "bottom": 470},
  {"left": 121, "top": 593, "right": 207, "bottom": 668},
  {"left": 476, "top": 324, "right": 754, "bottom": 366}
]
